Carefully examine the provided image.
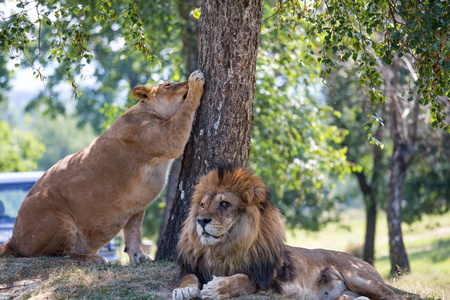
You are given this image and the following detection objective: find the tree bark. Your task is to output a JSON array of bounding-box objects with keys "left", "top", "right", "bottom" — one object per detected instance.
[
  {"left": 387, "top": 147, "right": 411, "bottom": 276},
  {"left": 156, "top": 0, "right": 264, "bottom": 260}
]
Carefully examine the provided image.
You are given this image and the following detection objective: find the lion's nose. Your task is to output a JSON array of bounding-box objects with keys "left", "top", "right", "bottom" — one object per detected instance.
[{"left": 197, "top": 218, "right": 212, "bottom": 228}]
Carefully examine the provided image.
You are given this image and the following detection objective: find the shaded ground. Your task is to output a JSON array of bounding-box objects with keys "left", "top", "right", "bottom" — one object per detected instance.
[{"left": 0, "top": 257, "right": 294, "bottom": 300}]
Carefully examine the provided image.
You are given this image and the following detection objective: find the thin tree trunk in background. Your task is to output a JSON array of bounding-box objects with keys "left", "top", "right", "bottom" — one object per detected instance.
[
  {"left": 363, "top": 194, "right": 376, "bottom": 265},
  {"left": 385, "top": 60, "right": 413, "bottom": 276},
  {"left": 157, "top": 0, "right": 201, "bottom": 249},
  {"left": 387, "top": 149, "right": 410, "bottom": 276},
  {"left": 156, "top": 0, "right": 264, "bottom": 260},
  {"left": 363, "top": 127, "right": 383, "bottom": 265}
]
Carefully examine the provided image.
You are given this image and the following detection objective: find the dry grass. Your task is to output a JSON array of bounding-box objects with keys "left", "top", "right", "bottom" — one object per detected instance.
[{"left": 0, "top": 257, "right": 299, "bottom": 300}]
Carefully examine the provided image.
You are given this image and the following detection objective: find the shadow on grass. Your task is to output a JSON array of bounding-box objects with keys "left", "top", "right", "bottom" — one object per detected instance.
[{"left": 377, "top": 238, "right": 450, "bottom": 265}]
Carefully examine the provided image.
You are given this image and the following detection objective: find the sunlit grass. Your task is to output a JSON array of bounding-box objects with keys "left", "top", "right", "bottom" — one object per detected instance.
[{"left": 286, "top": 210, "right": 450, "bottom": 299}]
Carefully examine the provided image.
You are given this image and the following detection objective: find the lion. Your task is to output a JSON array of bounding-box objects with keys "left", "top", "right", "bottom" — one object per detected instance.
[
  {"left": 0, "top": 70, "right": 205, "bottom": 266},
  {"left": 173, "top": 166, "right": 415, "bottom": 300}
]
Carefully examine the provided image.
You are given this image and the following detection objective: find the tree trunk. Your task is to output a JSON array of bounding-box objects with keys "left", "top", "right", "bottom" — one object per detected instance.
[
  {"left": 385, "top": 60, "right": 413, "bottom": 276},
  {"left": 156, "top": 0, "right": 264, "bottom": 260},
  {"left": 387, "top": 147, "right": 410, "bottom": 276},
  {"left": 157, "top": 0, "right": 201, "bottom": 249},
  {"left": 363, "top": 194, "right": 376, "bottom": 265}
]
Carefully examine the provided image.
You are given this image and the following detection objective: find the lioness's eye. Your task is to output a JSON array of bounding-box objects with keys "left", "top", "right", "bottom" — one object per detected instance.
[
  {"left": 220, "top": 201, "right": 230, "bottom": 209},
  {"left": 200, "top": 203, "right": 205, "bottom": 209},
  {"left": 164, "top": 82, "right": 171, "bottom": 87}
]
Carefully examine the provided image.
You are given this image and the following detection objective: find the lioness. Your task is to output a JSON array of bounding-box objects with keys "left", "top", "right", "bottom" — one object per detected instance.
[
  {"left": 0, "top": 70, "right": 205, "bottom": 266},
  {"left": 173, "top": 166, "right": 414, "bottom": 300}
]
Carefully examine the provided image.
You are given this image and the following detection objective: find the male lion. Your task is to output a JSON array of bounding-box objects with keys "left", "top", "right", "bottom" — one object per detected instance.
[
  {"left": 173, "top": 166, "right": 414, "bottom": 300},
  {"left": 0, "top": 70, "right": 205, "bottom": 266}
]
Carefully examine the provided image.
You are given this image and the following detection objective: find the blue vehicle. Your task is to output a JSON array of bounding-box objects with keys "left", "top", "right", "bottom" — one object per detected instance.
[{"left": 0, "top": 171, "right": 120, "bottom": 262}]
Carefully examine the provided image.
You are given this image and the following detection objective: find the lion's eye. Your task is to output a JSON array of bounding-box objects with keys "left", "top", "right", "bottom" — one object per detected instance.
[
  {"left": 219, "top": 201, "right": 230, "bottom": 210},
  {"left": 164, "top": 82, "right": 171, "bottom": 87},
  {"left": 200, "top": 203, "right": 205, "bottom": 209}
]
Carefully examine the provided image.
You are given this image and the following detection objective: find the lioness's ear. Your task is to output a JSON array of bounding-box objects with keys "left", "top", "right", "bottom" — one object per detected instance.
[{"left": 131, "top": 86, "right": 154, "bottom": 101}]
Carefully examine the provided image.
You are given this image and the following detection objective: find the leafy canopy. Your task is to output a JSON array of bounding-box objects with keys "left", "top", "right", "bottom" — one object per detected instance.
[{"left": 276, "top": 0, "right": 450, "bottom": 134}]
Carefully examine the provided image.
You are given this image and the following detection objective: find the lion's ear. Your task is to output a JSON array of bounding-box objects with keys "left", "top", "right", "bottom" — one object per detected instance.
[
  {"left": 245, "top": 186, "right": 266, "bottom": 205},
  {"left": 131, "top": 86, "right": 155, "bottom": 101}
]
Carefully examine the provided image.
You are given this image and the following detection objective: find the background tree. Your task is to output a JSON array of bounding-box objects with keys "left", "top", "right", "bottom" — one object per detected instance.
[
  {"left": 327, "top": 66, "right": 388, "bottom": 265},
  {"left": 0, "top": 121, "right": 45, "bottom": 172}
]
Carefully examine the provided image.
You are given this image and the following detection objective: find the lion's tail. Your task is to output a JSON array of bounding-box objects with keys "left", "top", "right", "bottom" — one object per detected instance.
[
  {"left": 387, "top": 284, "right": 424, "bottom": 300},
  {"left": 0, "top": 239, "right": 20, "bottom": 257}
]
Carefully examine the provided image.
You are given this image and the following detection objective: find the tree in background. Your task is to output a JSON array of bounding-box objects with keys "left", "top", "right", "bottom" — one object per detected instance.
[
  {"left": 0, "top": 121, "right": 45, "bottom": 172},
  {"left": 327, "top": 66, "right": 388, "bottom": 265},
  {"left": 280, "top": 0, "right": 449, "bottom": 275}
]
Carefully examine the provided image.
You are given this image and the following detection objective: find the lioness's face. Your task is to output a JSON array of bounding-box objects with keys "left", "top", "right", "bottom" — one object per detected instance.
[
  {"left": 154, "top": 81, "right": 189, "bottom": 105},
  {"left": 196, "top": 191, "right": 243, "bottom": 246},
  {"left": 131, "top": 81, "right": 189, "bottom": 109}
]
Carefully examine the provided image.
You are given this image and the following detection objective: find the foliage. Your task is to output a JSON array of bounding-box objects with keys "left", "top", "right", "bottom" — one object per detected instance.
[
  {"left": 249, "top": 5, "right": 351, "bottom": 230},
  {"left": 402, "top": 130, "right": 450, "bottom": 223},
  {"left": 0, "top": 120, "right": 45, "bottom": 172},
  {"left": 0, "top": 54, "right": 12, "bottom": 107},
  {"left": 1, "top": 0, "right": 183, "bottom": 133},
  {"left": 277, "top": 0, "right": 450, "bottom": 135},
  {"left": 0, "top": 0, "right": 154, "bottom": 96}
]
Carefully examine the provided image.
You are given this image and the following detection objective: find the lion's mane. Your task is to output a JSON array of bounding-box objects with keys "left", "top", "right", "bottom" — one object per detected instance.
[{"left": 177, "top": 165, "right": 295, "bottom": 292}]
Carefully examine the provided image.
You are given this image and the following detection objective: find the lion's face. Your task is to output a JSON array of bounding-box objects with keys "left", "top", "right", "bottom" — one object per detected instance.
[{"left": 195, "top": 191, "right": 244, "bottom": 246}]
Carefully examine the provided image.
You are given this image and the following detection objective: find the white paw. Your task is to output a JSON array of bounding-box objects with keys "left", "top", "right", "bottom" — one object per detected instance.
[
  {"left": 354, "top": 297, "right": 370, "bottom": 300},
  {"left": 201, "top": 276, "right": 227, "bottom": 300},
  {"left": 173, "top": 286, "right": 201, "bottom": 300},
  {"left": 189, "top": 70, "right": 205, "bottom": 85}
]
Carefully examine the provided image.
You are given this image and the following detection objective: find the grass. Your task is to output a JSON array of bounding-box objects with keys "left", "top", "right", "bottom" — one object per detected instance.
[{"left": 1, "top": 210, "right": 448, "bottom": 299}]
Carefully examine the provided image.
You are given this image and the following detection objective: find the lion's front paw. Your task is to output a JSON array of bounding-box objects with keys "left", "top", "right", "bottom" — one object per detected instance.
[
  {"left": 173, "top": 286, "right": 201, "bottom": 300},
  {"left": 189, "top": 70, "right": 205, "bottom": 87},
  {"left": 201, "top": 276, "right": 231, "bottom": 300}
]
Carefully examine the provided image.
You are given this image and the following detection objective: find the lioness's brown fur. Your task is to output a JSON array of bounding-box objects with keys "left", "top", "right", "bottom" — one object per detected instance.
[
  {"left": 174, "top": 166, "right": 413, "bottom": 300},
  {"left": 0, "top": 71, "right": 205, "bottom": 266}
]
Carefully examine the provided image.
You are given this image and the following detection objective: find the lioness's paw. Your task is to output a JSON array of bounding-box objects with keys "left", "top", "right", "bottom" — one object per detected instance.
[
  {"left": 201, "top": 276, "right": 230, "bottom": 300},
  {"left": 173, "top": 286, "right": 201, "bottom": 300},
  {"left": 130, "top": 252, "right": 152, "bottom": 265},
  {"left": 189, "top": 70, "right": 205, "bottom": 86}
]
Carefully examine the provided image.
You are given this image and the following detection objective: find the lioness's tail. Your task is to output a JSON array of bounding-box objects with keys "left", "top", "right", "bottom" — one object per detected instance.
[
  {"left": 388, "top": 284, "right": 424, "bottom": 300},
  {"left": 0, "top": 239, "right": 20, "bottom": 257}
]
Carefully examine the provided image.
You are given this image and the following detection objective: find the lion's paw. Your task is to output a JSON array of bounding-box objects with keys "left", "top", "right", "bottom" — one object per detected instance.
[
  {"left": 172, "top": 286, "right": 201, "bottom": 300},
  {"left": 353, "top": 297, "right": 370, "bottom": 300},
  {"left": 201, "top": 276, "right": 230, "bottom": 300},
  {"left": 189, "top": 70, "right": 205, "bottom": 86}
]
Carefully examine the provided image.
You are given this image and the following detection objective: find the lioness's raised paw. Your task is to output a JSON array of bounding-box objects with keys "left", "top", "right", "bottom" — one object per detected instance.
[
  {"left": 201, "top": 276, "right": 231, "bottom": 300},
  {"left": 172, "top": 286, "right": 201, "bottom": 300},
  {"left": 189, "top": 70, "right": 205, "bottom": 86}
]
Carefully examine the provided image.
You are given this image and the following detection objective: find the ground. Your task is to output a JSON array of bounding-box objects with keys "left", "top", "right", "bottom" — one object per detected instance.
[{"left": 1, "top": 210, "right": 448, "bottom": 299}]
